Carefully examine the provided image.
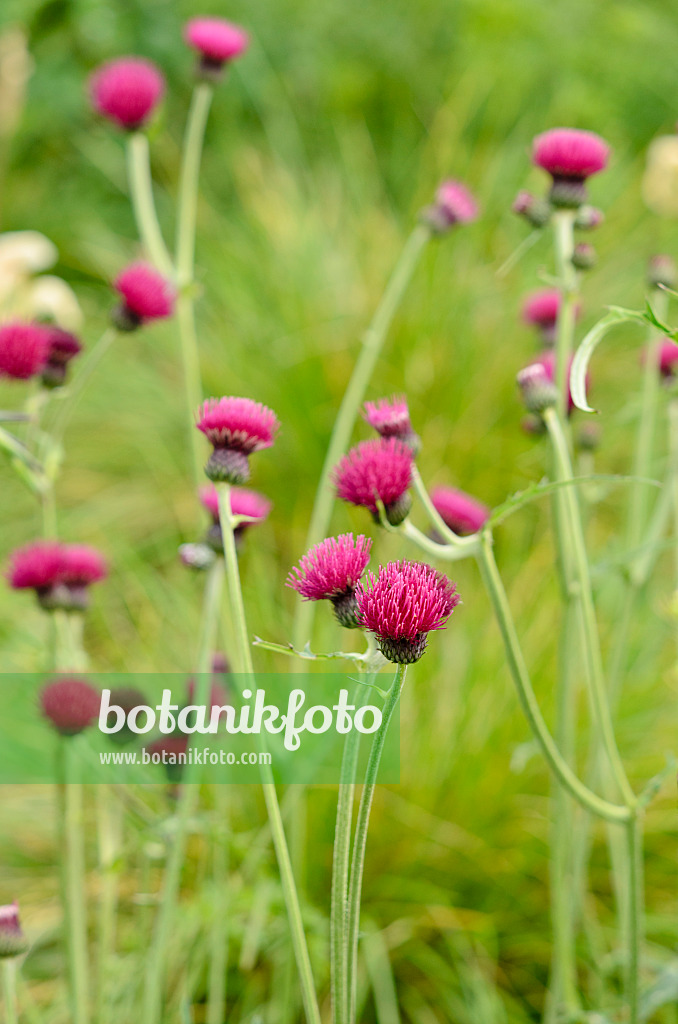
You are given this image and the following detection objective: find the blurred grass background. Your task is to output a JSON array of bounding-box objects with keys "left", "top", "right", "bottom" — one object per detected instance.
[{"left": 0, "top": 0, "right": 678, "bottom": 1020}]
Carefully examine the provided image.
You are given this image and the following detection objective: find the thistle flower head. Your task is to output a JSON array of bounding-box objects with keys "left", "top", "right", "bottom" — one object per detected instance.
[
  {"left": 184, "top": 18, "right": 249, "bottom": 68},
  {"left": 532, "top": 128, "right": 610, "bottom": 181},
  {"left": 0, "top": 903, "right": 28, "bottom": 959},
  {"left": 423, "top": 180, "right": 478, "bottom": 233},
  {"left": 522, "top": 289, "right": 562, "bottom": 328},
  {"left": 0, "top": 320, "right": 50, "bottom": 380},
  {"left": 356, "top": 559, "right": 460, "bottom": 663},
  {"left": 40, "top": 676, "right": 101, "bottom": 736},
  {"left": 7, "top": 541, "right": 63, "bottom": 592},
  {"left": 42, "top": 327, "right": 82, "bottom": 388},
  {"left": 287, "top": 533, "right": 372, "bottom": 627},
  {"left": 113, "top": 263, "right": 175, "bottom": 330},
  {"left": 363, "top": 395, "right": 419, "bottom": 450},
  {"left": 197, "top": 397, "right": 280, "bottom": 484},
  {"left": 430, "top": 486, "right": 489, "bottom": 536},
  {"left": 90, "top": 57, "right": 165, "bottom": 130},
  {"left": 334, "top": 438, "right": 414, "bottom": 525},
  {"left": 6, "top": 541, "right": 107, "bottom": 612},
  {"left": 656, "top": 339, "right": 678, "bottom": 378}
]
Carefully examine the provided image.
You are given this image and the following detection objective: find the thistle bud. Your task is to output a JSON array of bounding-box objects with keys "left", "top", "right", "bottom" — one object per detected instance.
[
  {"left": 512, "top": 191, "right": 551, "bottom": 228},
  {"left": 574, "top": 205, "right": 604, "bottom": 231},
  {"left": 647, "top": 254, "right": 677, "bottom": 292},
  {"left": 572, "top": 242, "right": 596, "bottom": 271},
  {"left": 517, "top": 363, "right": 558, "bottom": 414},
  {"left": 0, "top": 903, "right": 28, "bottom": 959}
]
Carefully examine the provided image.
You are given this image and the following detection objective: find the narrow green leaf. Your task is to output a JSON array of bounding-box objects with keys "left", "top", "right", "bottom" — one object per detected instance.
[{"left": 571, "top": 309, "right": 641, "bottom": 412}]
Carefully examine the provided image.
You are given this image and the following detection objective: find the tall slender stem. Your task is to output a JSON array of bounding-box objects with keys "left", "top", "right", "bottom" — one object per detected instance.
[
  {"left": 96, "top": 786, "right": 122, "bottom": 1024},
  {"left": 126, "top": 133, "right": 173, "bottom": 277},
  {"left": 293, "top": 225, "right": 430, "bottom": 650},
  {"left": 207, "top": 793, "right": 230, "bottom": 1024},
  {"left": 544, "top": 409, "right": 636, "bottom": 808},
  {"left": 474, "top": 533, "right": 629, "bottom": 824},
  {"left": 346, "top": 664, "right": 406, "bottom": 1023},
  {"left": 216, "top": 483, "right": 321, "bottom": 1024},
  {"left": 141, "top": 557, "right": 224, "bottom": 1024},
  {"left": 626, "top": 810, "right": 643, "bottom": 1024},
  {"left": 2, "top": 961, "right": 18, "bottom": 1024},
  {"left": 552, "top": 211, "right": 577, "bottom": 420},
  {"left": 174, "top": 84, "right": 214, "bottom": 487},
  {"left": 331, "top": 683, "right": 365, "bottom": 1024},
  {"left": 60, "top": 741, "right": 90, "bottom": 1024}
]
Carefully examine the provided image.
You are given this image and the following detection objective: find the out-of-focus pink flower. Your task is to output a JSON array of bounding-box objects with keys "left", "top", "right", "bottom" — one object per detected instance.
[
  {"left": 532, "top": 128, "right": 610, "bottom": 181},
  {"left": 0, "top": 902, "right": 29, "bottom": 959},
  {"left": 41, "top": 676, "right": 101, "bottom": 736},
  {"left": 422, "top": 180, "right": 478, "bottom": 233},
  {"left": 356, "top": 559, "right": 460, "bottom": 663},
  {"left": 113, "top": 263, "right": 175, "bottom": 330},
  {"left": 41, "top": 327, "right": 82, "bottom": 388},
  {"left": 0, "top": 321, "right": 50, "bottom": 380},
  {"left": 430, "top": 486, "right": 489, "bottom": 536},
  {"left": 184, "top": 18, "right": 249, "bottom": 68},
  {"left": 363, "top": 395, "right": 419, "bottom": 450},
  {"left": 197, "top": 397, "right": 280, "bottom": 484},
  {"left": 90, "top": 57, "right": 165, "bottom": 130}
]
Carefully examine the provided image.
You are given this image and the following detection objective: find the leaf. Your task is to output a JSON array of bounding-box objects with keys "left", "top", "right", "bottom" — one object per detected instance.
[
  {"left": 571, "top": 309, "right": 641, "bottom": 412},
  {"left": 252, "top": 636, "right": 368, "bottom": 665},
  {"left": 486, "top": 474, "right": 659, "bottom": 529}
]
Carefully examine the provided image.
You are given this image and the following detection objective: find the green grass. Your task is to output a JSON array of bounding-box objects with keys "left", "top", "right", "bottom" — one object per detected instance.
[{"left": 1, "top": 0, "right": 678, "bottom": 1020}]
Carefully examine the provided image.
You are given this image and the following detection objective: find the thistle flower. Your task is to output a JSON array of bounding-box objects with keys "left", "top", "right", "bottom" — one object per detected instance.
[
  {"left": 517, "top": 351, "right": 580, "bottom": 415},
  {"left": 512, "top": 190, "right": 551, "bottom": 228},
  {"left": 41, "top": 676, "right": 101, "bottom": 736},
  {"left": 334, "top": 438, "right": 414, "bottom": 526},
  {"left": 430, "top": 486, "right": 489, "bottom": 536},
  {"left": 422, "top": 180, "right": 478, "bottom": 233},
  {"left": 90, "top": 57, "right": 165, "bottom": 130},
  {"left": 287, "top": 533, "right": 372, "bottom": 629},
  {"left": 113, "top": 262, "right": 175, "bottom": 331},
  {"left": 0, "top": 320, "right": 50, "bottom": 380},
  {"left": 184, "top": 18, "right": 249, "bottom": 78},
  {"left": 532, "top": 128, "right": 610, "bottom": 208},
  {"left": 522, "top": 288, "right": 580, "bottom": 346},
  {"left": 196, "top": 397, "right": 280, "bottom": 484},
  {"left": 363, "top": 396, "right": 420, "bottom": 451},
  {"left": 654, "top": 339, "right": 678, "bottom": 379},
  {"left": 6, "top": 541, "right": 107, "bottom": 612},
  {"left": 41, "top": 326, "right": 82, "bottom": 388},
  {"left": 0, "top": 903, "right": 28, "bottom": 959},
  {"left": 356, "top": 559, "right": 460, "bottom": 663},
  {"left": 199, "top": 484, "right": 272, "bottom": 549}
]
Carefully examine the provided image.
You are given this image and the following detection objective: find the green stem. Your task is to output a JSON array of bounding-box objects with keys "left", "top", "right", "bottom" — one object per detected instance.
[
  {"left": 141, "top": 557, "right": 224, "bottom": 1024},
  {"left": 347, "top": 664, "right": 406, "bottom": 1023},
  {"left": 544, "top": 409, "right": 636, "bottom": 808},
  {"left": 96, "top": 786, "right": 122, "bottom": 1024},
  {"left": 126, "top": 133, "right": 173, "bottom": 277},
  {"left": 216, "top": 484, "right": 321, "bottom": 1024},
  {"left": 174, "top": 84, "right": 214, "bottom": 488},
  {"left": 669, "top": 399, "right": 678, "bottom": 600},
  {"left": 207, "top": 791, "right": 230, "bottom": 1024},
  {"left": 331, "top": 683, "right": 365, "bottom": 1024},
  {"left": 626, "top": 810, "right": 643, "bottom": 1024},
  {"left": 60, "top": 741, "right": 90, "bottom": 1024},
  {"left": 552, "top": 211, "right": 577, "bottom": 421},
  {"left": 474, "top": 533, "right": 629, "bottom": 825},
  {"left": 2, "top": 961, "right": 18, "bottom": 1024},
  {"left": 293, "top": 224, "right": 430, "bottom": 650}
]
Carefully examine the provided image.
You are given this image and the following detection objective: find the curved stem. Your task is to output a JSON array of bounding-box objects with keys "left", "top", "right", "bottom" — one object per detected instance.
[
  {"left": 401, "top": 519, "right": 479, "bottom": 562},
  {"left": 544, "top": 409, "right": 636, "bottom": 808},
  {"left": 126, "top": 133, "right": 173, "bottom": 277},
  {"left": 410, "top": 465, "right": 480, "bottom": 551},
  {"left": 294, "top": 224, "right": 430, "bottom": 650},
  {"left": 141, "top": 558, "right": 224, "bottom": 1024},
  {"left": 347, "top": 664, "right": 406, "bottom": 1023},
  {"left": 216, "top": 484, "right": 321, "bottom": 1024},
  {"left": 474, "top": 533, "right": 629, "bottom": 824}
]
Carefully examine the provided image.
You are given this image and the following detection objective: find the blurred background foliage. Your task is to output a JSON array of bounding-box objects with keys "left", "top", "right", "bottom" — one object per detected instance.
[{"left": 0, "top": 0, "right": 678, "bottom": 1020}]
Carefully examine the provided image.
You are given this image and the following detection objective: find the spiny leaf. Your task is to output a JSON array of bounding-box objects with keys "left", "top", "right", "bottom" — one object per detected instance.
[{"left": 486, "top": 474, "right": 660, "bottom": 529}]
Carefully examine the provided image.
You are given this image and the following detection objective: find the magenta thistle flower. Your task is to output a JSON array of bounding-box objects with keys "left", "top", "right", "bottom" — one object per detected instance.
[
  {"left": 423, "top": 179, "right": 478, "bottom": 233},
  {"left": 334, "top": 438, "right": 414, "bottom": 526},
  {"left": 41, "top": 327, "right": 82, "bottom": 388},
  {"left": 6, "top": 541, "right": 107, "bottom": 612},
  {"left": 185, "top": 18, "right": 249, "bottom": 76},
  {"left": 200, "top": 484, "right": 272, "bottom": 549},
  {"left": 651, "top": 338, "right": 678, "bottom": 379},
  {"left": 522, "top": 288, "right": 580, "bottom": 345},
  {"left": 287, "top": 533, "right": 372, "bottom": 628},
  {"left": 0, "top": 903, "right": 28, "bottom": 959},
  {"left": 532, "top": 128, "right": 610, "bottom": 207},
  {"left": 41, "top": 676, "right": 101, "bottom": 737},
  {"left": 196, "top": 397, "right": 280, "bottom": 484},
  {"left": 0, "top": 321, "right": 50, "bottom": 380},
  {"left": 90, "top": 57, "right": 165, "bottom": 130},
  {"left": 430, "top": 486, "right": 489, "bottom": 536},
  {"left": 356, "top": 559, "right": 460, "bottom": 663},
  {"left": 363, "top": 395, "right": 420, "bottom": 451},
  {"left": 113, "top": 262, "right": 175, "bottom": 331}
]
